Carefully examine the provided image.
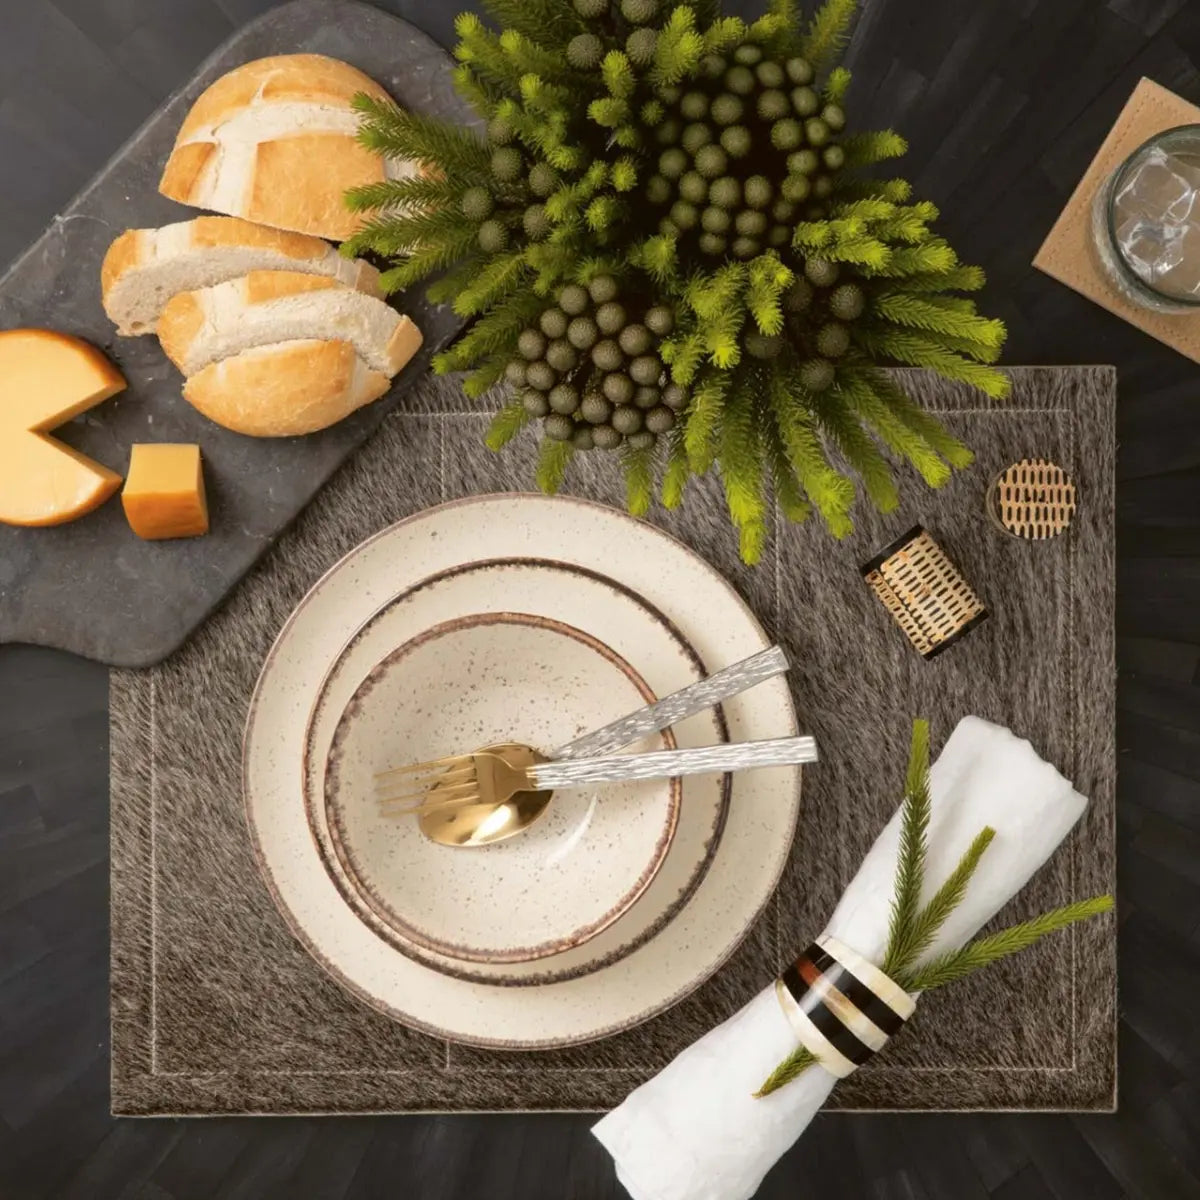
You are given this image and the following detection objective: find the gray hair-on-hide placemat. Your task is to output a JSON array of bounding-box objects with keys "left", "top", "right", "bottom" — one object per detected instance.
[{"left": 110, "top": 366, "right": 1116, "bottom": 1116}]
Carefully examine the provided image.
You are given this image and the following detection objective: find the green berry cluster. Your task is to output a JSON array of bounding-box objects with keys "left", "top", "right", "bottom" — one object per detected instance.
[
  {"left": 505, "top": 274, "right": 685, "bottom": 450},
  {"left": 458, "top": 126, "right": 564, "bottom": 255},
  {"left": 643, "top": 41, "right": 845, "bottom": 261},
  {"left": 569, "top": 0, "right": 661, "bottom": 68},
  {"left": 776, "top": 259, "right": 866, "bottom": 390}
]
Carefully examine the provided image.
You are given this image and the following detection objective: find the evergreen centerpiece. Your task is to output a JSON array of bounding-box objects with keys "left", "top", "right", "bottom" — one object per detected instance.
[{"left": 344, "top": 0, "right": 1010, "bottom": 561}]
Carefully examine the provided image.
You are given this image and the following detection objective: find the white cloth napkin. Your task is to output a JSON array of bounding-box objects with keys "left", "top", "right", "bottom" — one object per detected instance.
[{"left": 593, "top": 716, "right": 1090, "bottom": 1200}]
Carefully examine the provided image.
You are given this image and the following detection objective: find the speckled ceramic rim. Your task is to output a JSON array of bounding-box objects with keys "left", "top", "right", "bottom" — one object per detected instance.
[
  {"left": 303, "top": 557, "right": 730, "bottom": 987},
  {"left": 322, "top": 611, "right": 683, "bottom": 964},
  {"left": 243, "top": 493, "right": 800, "bottom": 1049}
]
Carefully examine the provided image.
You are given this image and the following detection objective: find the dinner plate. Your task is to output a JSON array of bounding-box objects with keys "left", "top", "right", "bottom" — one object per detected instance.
[
  {"left": 244, "top": 493, "right": 800, "bottom": 1048},
  {"left": 324, "top": 612, "right": 682, "bottom": 964},
  {"left": 306, "top": 558, "right": 730, "bottom": 986}
]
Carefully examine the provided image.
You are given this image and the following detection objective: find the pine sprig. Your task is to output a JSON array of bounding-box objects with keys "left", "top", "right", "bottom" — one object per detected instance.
[
  {"left": 684, "top": 370, "right": 730, "bottom": 472},
  {"left": 808, "top": 385, "right": 899, "bottom": 512},
  {"left": 535, "top": 438, "right": 574, "bottom": 492},
  {"left": 872, "top": 293, "right": 1006, "bottom": 349},
  {"left": 463, "top": 355, "right": 510, "bottom": 398},
  {"left": 434, "top": 290, "right": 544, "bottom": 372},
  {"left": 452, "top": 62, "right": 503, "bottom": 114},
  {"left": 769, "top": 366, "right": 855, "bottom": 535},
  {"left": 602, "top": 50, "right": 637, "bottom": 99},
  {"left": 661, "top": 427, "right": 692, "bottom": 509},
  {"left": 837, "top": 369, "right": 953, "bottom": 488},
  {"left": 853, "top": 327, "right": 1011, "bottom": 398},
  {"left": 893, "top": 827, "right": 996, "bottom": 976},
  {"left": 344, "top": 174, "right": 463, "bottom": 213},
  {"left": 865, "top": 368, "right": 975, "bottom": 469},
  {"left": 832, "top": 176, "right": 913, "bottom": 204},
  {"left": 868, "top": 240, "right": 957, "bottom": 277},
  {"left": 623, "top": 445, "right": 655, "bottom": 516},
  {"left": 898, "top": 896, "right": 1115, "bottom": 992},
  {"left": 799, "top": 0, "right": 859, "bottom": 71},
  {"left": 374, "top": 225, "right": 480, "bottom": 293},
  {"left": 452, "top": 250, "right": 529, "bottom": 316},
  {"left": 718, "top": 368, "right": 769, "bottom": 562},
  {"left": 901, "top": 265, "right": 987, "bottom": 293},
  {"left": 353, "top": 92, "right": 490, "bottom": 178},
  {"left": 823, "top": 65, "right": 852, "bottom": 105},
  {"left": 762, "top": 413, "right": 813, "bottom": 524},
  {"left": 653, "top": 7, "right": 705, "bottom": 85},
  {"left": 881, "top": 719, "right": 931, "bottom": 979},
  {"left": 747, "top": 254, "right": 795, "bottom": 335},
  {"left": 454, "top": 13, "right": 526, "bottom": 91},
  {"left": 425, "top": 259, "right": 483, "bottom": 305},
  {"left": 499, "top": 30, "right": 573, "bottom": 79},
  {"left": 481, "top": 0, "right": 583, "bottom": 45},
  {"left": 841, "top": 129, "right": 907, "bottom": 169},
  {"left": 765, "top": 0, "right": 802, "bottom": 52},
  {"left": 486, "top": 400, "right": 532, "bottom": 449},
  {"left": 344, "top": 202, "right": 476, "bottom": 260},
  {"left": 754, "top": 1046, "right": 817, "bottom": 1100},
  {"left": 703, "top": 16, "right": 748, "bottom": 54}
]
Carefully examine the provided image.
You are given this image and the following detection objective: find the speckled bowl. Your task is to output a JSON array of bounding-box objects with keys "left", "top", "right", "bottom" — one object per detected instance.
[
  {"left": 324, "top": 612, "right": 683, "bottom": 964},
  {"left": 304, "top": 557, "right": 729, "bottom": 986}
]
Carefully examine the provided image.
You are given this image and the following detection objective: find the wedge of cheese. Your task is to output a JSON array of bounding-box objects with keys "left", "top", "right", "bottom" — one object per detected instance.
[
  {"left": 0, "top": 329, "right": 126, "bottom": 527},
  {"left": 122, "top": 443, "right": 209, "bottom": 539}
]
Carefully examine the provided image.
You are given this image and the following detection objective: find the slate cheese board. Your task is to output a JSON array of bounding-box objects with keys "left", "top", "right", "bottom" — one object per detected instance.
[{"left": 0, "top": 0, "right": 475, "bottom": 667}]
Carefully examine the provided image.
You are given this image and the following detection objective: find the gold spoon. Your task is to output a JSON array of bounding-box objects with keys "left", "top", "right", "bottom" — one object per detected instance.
[{"left": 418, "top": 742, "right": 553, "bottom": 847}]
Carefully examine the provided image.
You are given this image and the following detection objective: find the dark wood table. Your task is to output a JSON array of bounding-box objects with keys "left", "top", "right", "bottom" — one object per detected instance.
[{"left": 3, "top": 1, "right": 1199, "bottom": 1197}]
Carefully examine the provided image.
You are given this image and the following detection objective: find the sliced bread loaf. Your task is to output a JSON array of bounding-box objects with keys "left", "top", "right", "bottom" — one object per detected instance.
[
  {"left": 101, "top": 216, "right": 381, "bottom": 336},
  {"left": 183, "top": 340, "right": 390, "bottom": 437},
  {"left": 158, "top": 54, "right": 421, "bottom": 240},
  {"left": 157, "top": 270, "right": 421, "bottom": 378}
]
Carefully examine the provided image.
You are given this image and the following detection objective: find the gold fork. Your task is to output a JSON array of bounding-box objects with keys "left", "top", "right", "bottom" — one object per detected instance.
[{"left": 376, "top": 736, "right": 819, "bottom": 814}]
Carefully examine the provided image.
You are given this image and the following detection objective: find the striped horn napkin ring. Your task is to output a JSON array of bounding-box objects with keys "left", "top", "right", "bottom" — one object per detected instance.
[
  {"left": 774, "top": 935, "right": 915, "bottom": 1079},
  {"left": 861, "top": 525, "right": 988, "bottom": 659}
]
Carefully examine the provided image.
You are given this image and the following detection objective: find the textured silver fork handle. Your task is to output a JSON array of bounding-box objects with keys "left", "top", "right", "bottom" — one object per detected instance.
[
  {"left": 552, "top": 645, "right": 789, "bottom": 761},
  {"left": 532, "top": 736, "right": 817, "bottom": 788}
]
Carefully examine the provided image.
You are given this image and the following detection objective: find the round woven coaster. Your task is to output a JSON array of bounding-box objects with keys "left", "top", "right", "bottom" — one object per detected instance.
[{"left": 989, "top": 458, "right": 1077, "bottom": 540}]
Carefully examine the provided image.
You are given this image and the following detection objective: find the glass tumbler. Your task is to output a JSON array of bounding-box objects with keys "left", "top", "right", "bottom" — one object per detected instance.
[{"left": 1091, "top": 124, "right": 1200, "bottom": 313}]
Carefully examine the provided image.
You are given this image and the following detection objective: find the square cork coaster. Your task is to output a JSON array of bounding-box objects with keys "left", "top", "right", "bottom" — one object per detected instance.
[{"left": 1034, "top": 77, "right": 1200, "bottom": 361}]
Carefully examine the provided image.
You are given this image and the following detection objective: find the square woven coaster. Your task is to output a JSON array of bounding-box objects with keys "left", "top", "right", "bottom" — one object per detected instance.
[
  {"left": 110, "top": 368, "right": 1117, "bottom": 1115},
  {"left": 1034, "top": 77, "right": 1200, "bottom": 360}
]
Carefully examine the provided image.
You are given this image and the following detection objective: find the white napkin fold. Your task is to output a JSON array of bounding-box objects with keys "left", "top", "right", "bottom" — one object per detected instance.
[{"left": 593, "top": 716, "right": 1090, "bottom": 1200}]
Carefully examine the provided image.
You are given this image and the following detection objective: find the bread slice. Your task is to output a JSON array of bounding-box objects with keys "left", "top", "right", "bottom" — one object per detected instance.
[
  {"left": 101, "top": 216, "right": 381, "bottom": 337},
  {"left": 157, "top": 270, "right": 421, "bottom": 378},
  {"left": 158, "top": 54, "right": 422, "bottom": 240},
  {"left": 183, "top": 340, "right": 390, "bottom": 436}
]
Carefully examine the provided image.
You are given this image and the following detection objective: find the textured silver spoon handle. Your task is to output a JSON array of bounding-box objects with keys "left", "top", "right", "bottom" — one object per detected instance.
[
  {"left": 552, "top": 645, "right": 789, "bottom": 761},
  {"left": 532, "top": 736, "right": 817, "bottom": 788}
]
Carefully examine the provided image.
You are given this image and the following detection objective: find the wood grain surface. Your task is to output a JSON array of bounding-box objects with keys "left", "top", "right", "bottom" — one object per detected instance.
[{"left": 2, "top": 1, "right": 1199, "bottom": 1198}]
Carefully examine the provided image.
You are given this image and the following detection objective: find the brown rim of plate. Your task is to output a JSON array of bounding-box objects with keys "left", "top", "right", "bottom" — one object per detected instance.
[
  {"left": 242, "top": 493, "right": 798, "bottom": 1051},
  {"left": 323, "top": 610, "right": 683, "bottom": 964},
  {"left": 302, "top": 555, "right": 732, "bottom": 987}
]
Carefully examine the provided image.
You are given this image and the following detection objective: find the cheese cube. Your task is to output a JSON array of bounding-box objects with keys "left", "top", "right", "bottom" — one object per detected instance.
[{"left": 122, "top": 444, "right": 209, "bottom": 539}]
